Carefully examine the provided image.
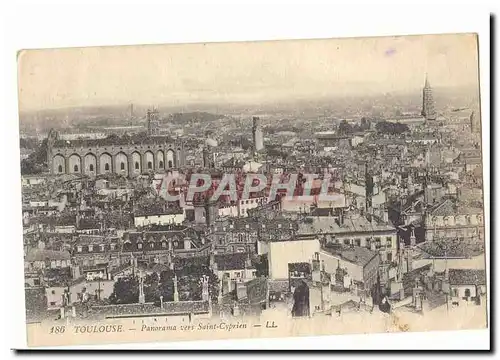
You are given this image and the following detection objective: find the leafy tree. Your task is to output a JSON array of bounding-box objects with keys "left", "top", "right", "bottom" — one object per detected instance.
[
  {"left": 109, "top": 277, "right": 139, "bottom": 304},
  {"left": 253, "top": 254, "right": 269, "bottom": 277},
  {"left": 21, "top": 139, "right": 49, "bottom": 175}
]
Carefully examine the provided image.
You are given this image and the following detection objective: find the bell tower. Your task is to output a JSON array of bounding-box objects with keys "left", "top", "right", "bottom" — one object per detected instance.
[
  {"left": 147, "top": 108, "right": 161, "bottom": 136},
  {"left": 421, "top": 74, "right": 437, "bottom": 121}
]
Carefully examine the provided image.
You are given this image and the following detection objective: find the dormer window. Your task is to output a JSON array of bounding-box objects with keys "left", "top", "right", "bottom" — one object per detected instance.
[
  {"left": 161, "top": 242, "right": 167, "bottom": 248},
  {"left": 88, "top": 245, "right": 93, "bottom": 252},
  {"left": 100, "top": 244, "right": 105, "bottom": 252},
  {"left": 174, "top": 241, "right": 179, "bottom": 247},
  {"left": 110, "top": 244, "right": 116, "bottom": 250},
  {"left": 150, "top": 242, "right": 155, "bottom": 249},
  {"left": 137, "top": 243, "right": 143, "bottom": 250},
  {"left": 77, "top": 246, "right": 82, "bottom": 253}
]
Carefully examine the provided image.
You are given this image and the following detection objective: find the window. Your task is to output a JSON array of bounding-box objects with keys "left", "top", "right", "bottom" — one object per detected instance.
[
  {"left": 236, "top": 272, "right": 241, "bottom": 278},
  {"left": 110, "top": 244, "right": 116, "bottom": 250},
  {"left": 120, "top": 162, "right": 125, "bottom": 170},
  {"left": 74, "top": 165, "right": 79, "bottom": 172},
  {"left": 252, "top": 271, "right": 257, "bottom": 277},
  {"left": 33, "top": 279, "right": 40, "bottom": 286},
  {"left": 105, "top": 163, "right": 110, "bottom": 171},
  {"left": 148, "top": 161, "right": 152, "bottom": 169},
  {"left": 453, "top": 289, "right": 459, "bottom": 297},
  {"left": 355, "top": 238, "right": 361, "bottom": 247},
  {"left": 50, "top": 302, "right": 56, "bottom": 306},
  {"left": 159, "top": 161, "right": 164, "bottom": 168},
  {"left": 135, "top": 162, "right": 140, "bottom": 170},
  {"left": 137, "top": 243, "right": 143, "bottom": 250},
  {"left": 77, "top": 246, "right": 82, "bottom": 253},
  {"left": 464, "top": 288, "right": 471, "bottom": 298},
  {"left": 162, "top": 242, "right": 167, "bottom": 248},
  {"left": 100, "top": 244, "right": 105, "bottom": 252},
  {"left": 168, "top": 160, "right": 173, "bottom": 168},
  {"left": 51, "top": 290, "right": 56, "bottom": 295},
  {"left": 386, "top": 237, "right": 392, "bottom": 248},
  {"left": 344, "top": 239, "right": 350, "bottom": 245},
  {"left": 150, "top": 243, "right": 155, "bottom": 249},
  {"left": 88, "top": 245, "right": 93, "bottom": 252},
  {"left": 89, "top": 164, "right": 94, "bottom": 172},
  {"left": 387, "top": 253, "right": 392, "bottom": 262}
]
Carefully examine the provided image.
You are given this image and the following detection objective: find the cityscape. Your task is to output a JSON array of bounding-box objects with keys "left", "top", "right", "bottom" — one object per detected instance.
[{"left": 18, "top": 36, "right": 487, "bottom": 343}]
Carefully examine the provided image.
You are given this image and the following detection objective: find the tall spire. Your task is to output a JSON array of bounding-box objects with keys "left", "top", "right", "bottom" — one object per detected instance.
[{"left": 421, "top": 73, "right": 437, "bottom": 121}]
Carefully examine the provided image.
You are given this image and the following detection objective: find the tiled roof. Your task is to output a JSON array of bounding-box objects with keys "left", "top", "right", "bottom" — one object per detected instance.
[
  {"left": 321, "top": 245, "right": 378, "bottom": 267},
  {"left": 298, "top": 214, "right": 395, "bottom": 236},
  {"left": 448, "top": 269, "right": 486, "bottom": 286},
  {"left": 25, "top": 248, "right": 71, "bottom": 262},
  {"left": 417, "top": 238, "right": 484, "bottom": 258}
]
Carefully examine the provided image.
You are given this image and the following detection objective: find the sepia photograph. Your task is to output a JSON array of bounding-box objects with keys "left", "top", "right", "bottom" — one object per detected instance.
[{"left": 16, "top": 33, "right": 488, "bottom": 347}]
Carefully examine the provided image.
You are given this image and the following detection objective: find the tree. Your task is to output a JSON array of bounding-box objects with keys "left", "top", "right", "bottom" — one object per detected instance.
[
  {"left": 109, "top": 277, "right": 139, "bottom": 304},
  {"left": 21, "top": 138, "right": 49, "bottom": 175},
  {"left": 253, "top": 254, "right": 269, "bottom": 277}
]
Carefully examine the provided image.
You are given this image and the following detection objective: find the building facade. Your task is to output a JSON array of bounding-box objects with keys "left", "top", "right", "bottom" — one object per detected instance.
[{"left": 47, "top": 128, "right": 185, "bottom": 178}]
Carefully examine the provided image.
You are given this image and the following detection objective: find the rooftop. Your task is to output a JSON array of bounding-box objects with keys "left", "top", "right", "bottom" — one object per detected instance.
[
  {"left": 25, "top": 248, "right": 71, "bottom": 262},
  {"left": 298, "top": 214, "right": 395, "bottom": 235},
  {"left": 321, "top": 244, "right": 378, "bottom": 267},
  {"left": 448, "top": 269, "right": 486, "bottom": 286}
]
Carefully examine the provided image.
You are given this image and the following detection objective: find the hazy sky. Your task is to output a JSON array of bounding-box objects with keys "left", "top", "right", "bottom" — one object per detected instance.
[{"left": 17, "top": 34, "right": 480, "bottom": 111}]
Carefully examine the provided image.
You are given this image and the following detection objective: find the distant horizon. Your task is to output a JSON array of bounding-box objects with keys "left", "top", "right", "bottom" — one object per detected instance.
[
  {"left": 18, "top": 34, "right": 480, "bottom": 114},
  {"left": 19, "top": 83, "right": 479, "bottom": 117}
]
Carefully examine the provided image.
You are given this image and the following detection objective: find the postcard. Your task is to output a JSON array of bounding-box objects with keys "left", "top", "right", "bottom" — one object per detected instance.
[{"left": 17, "top": 33, "right": 487, "bottom": 347}]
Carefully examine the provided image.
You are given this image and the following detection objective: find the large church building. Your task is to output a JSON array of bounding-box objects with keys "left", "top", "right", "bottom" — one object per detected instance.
[{"left": 47, "top": 109, "right": 185, "bottom": 178}]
